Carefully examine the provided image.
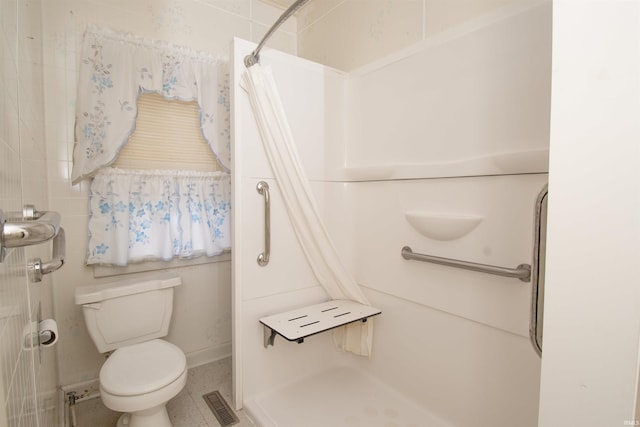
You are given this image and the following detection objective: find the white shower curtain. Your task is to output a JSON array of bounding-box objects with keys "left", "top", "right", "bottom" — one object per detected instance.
[{"left": 241, "top": 64, "right": 374, "bottom": 357}]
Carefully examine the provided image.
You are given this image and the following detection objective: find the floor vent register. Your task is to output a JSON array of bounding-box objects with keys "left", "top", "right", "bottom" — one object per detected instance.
[{"left": 203, "top": 391, "right": 239, "bottom": 427}]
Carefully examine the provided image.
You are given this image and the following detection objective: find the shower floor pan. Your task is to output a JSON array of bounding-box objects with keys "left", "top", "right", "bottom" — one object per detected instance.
[{"left": 244, "top": 366, "right": 454, "bottom": 427}]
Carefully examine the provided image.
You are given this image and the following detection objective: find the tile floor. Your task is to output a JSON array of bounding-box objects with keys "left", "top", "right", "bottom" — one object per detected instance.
[{"left": 73, "top": 357, "right": 255, "bottom": 427}]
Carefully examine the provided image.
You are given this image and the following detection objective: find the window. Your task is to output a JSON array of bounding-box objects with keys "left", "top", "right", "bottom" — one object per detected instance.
[
  {"left": 113, "top": 93, "right": 221, "bottom": 172},
  {"left": 75, "top": 26, "right": 231, "bottom": 267}
]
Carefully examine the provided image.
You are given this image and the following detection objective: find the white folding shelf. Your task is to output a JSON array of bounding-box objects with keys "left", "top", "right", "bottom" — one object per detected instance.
[{"left": 259, "top": 299, "right": 381, "bottom": 347}]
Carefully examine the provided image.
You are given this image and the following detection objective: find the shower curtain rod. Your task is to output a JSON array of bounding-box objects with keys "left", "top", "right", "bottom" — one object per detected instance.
[{"left": 244, "top": 0, "right": 313, "bottom": 67}]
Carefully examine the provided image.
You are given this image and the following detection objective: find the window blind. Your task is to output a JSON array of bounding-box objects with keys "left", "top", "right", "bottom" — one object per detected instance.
[{"left": 113, "top": 93, "right": 221, "bottom": 172}]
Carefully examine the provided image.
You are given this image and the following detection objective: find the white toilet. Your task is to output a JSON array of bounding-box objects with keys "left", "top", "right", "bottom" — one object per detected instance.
[{"left": 74, "top": 273, "right": 186, "bottom": 427}]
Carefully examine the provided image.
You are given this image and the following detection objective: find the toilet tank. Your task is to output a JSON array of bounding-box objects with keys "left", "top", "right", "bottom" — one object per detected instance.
[{"left": 74, "top": 273, "right": 181, "bottom": 353}]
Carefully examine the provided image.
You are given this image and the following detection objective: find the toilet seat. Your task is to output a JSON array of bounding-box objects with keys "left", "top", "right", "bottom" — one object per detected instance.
[
  {"left": 100, "top": 368, "right": 187, "bottom": 415},
  {"left": 100, "top": 339, "right": 186, "bottom": 396}
]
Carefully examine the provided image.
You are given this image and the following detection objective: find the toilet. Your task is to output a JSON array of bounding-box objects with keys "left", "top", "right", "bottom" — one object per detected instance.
[{"left": 74, "top": 273, "right": 186, "bottom": 427}]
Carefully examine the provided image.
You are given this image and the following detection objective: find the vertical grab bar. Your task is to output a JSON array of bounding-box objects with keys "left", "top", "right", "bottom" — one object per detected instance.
[
  {"left": 257, "top": 181, "right": 270, "bottom": 266},
  {"left": 530, "top": 185, "right": 548, "bottom": 357}
]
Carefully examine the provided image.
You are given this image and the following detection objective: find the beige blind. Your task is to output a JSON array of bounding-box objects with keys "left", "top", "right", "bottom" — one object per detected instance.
[{"left": 113, "top": 93, "right": 221, "bottom": 172}]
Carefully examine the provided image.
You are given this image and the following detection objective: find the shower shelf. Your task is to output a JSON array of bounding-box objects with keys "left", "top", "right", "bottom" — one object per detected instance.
[{"left": 259, "top": 300, "right": 381, "bottom": 348}]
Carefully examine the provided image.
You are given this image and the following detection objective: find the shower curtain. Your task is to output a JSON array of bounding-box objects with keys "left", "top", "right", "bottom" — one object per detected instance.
[{"left": 241, "top": 65, "right": 374, "bottom": 357}]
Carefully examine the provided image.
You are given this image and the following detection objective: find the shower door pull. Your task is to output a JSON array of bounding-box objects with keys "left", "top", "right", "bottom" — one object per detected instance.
[{"left": 257, "top": 181, "right": 270, "bottom": 266}]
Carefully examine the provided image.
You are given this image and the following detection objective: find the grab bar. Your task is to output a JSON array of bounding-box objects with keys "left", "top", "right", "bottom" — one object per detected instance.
[
  {"left": 0, "top": 206, "right": 61, "bottom": 262},
  {"left": 28, "top": 228, "right": 66, "bottom": 282},
  {"left": 529, "top": 185, "right": 548, "bottom": 357},
  {"left": 257, "top": 181, "right": 270, "bottom": 266},
  {"left": 401, "top": 246, "right": 531, "bottom": 282}
]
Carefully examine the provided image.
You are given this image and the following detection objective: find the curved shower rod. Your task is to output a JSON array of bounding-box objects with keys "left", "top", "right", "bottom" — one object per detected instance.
[{"left": 244, "top": 0, "right": 313, "bottom": 68}]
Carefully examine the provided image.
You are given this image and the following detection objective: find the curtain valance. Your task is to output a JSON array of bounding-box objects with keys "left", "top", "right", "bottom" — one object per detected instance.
[
  {"left": 71, "top": 25, "right": 230, "bottom": 184},
  {"left": 87, "top": 167, "right": 231, "bottom": 266}
]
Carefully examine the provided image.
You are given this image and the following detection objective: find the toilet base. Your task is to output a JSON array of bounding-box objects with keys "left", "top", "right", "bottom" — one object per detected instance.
[
  {"left": 115, "top": 405, "right": 172, "bottom": 427},
  {"left": 116, "top": 413, "right": 130, "bottom": 427},
  {"left": 101, "top": 366, "right": 187, "bottom": 427}
]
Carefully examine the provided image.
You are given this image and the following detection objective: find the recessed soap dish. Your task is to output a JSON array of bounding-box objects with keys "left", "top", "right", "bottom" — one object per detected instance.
[{"left": 404, "top": 211, "right": 483, "bottom": 241}]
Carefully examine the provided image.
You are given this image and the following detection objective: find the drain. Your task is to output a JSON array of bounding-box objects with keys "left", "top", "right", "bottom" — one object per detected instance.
[{"left": 203, "top": 391, "right": 239, "bottom": 427}]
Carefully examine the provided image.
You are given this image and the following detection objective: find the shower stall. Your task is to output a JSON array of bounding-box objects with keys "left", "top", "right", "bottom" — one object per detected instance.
[{"left": 232, "top": 1, "right": 551, "bottom": 426}]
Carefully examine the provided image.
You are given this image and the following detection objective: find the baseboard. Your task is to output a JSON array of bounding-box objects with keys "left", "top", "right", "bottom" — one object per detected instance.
[
  {"left": 244, "top": 398, "right": 278, "bottom": 427},
  {"left": 185, "top": 342, "right": 232, "bottom": 369},
  {"left": 61, "top": 378, "right": 101, "bottom": 402}
]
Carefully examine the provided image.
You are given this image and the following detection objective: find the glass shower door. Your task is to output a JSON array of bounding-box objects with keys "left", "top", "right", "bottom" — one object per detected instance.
[{"left": 1, "top": 1, "right": 59, "bottom": 425}]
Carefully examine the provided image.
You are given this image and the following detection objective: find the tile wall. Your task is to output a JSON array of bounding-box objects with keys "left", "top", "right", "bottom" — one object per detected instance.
[{"left": 297, "top": 0, "right": 524, "bottom": 71}]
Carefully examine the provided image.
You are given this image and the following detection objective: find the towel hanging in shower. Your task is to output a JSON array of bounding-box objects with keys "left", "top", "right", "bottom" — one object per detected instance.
[{"left": 241, "top": 64, "right": 373, "bottom": 357}]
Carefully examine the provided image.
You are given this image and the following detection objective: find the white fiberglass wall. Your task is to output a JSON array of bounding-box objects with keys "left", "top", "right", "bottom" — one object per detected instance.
[
  {"left": 232, "top": 3, "right": 550, "bottom": 427},
  {"left": 345, "top": 2, "right": 551, "bottom": 179},
  {"left": 232, "top": 38, "right": 355, "bottom": 408},
  {"left": 345, "top": 4, "right": 549, "bottom": 426}
]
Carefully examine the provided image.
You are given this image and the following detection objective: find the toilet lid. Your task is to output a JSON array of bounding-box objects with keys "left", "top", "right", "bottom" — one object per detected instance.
[{"left": 100, "top": 339, "right": 186, "bottom": 396}]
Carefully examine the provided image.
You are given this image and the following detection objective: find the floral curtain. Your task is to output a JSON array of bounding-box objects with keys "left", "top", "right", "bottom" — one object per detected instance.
[
  {"left": 87, "top": 168, "right": 231, "bottom": 266},
  {"left": 72, "top": 25, "right": 230, "bottom": 184},
  {"left": 75, "top": 26, "right": 232, "bottom": 266}
]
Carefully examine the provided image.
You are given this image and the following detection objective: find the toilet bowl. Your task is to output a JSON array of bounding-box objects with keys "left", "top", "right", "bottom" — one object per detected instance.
[
  {"left": 74, "top": 273, "right": 186, "bottom": 427},
  {"left": 100, "top": 339, "right": 187, "bottom": 427}
]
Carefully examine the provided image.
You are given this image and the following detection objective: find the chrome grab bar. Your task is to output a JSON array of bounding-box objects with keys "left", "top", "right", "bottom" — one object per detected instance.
[
  {"left": 257, "top": 181, "right": 270, "bottom": 266},
  {"left": 529, "top": 185, "right": 548, "bottom": 357},
  {"left": 401, "top": 246, "right": 531, "bottom": 282},
  {"left": 29, "top": 228, "right": 66, "bottom": 282},
  {"left": 0, "top": 206, "right": 61, "bottom": 262}
]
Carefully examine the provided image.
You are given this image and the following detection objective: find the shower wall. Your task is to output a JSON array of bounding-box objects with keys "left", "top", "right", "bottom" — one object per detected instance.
[
  {"left": 232, "top": 37, "right": 355, "bottom": 408},
  {"left": 38, "top": 0, "right": 297, "bottom": 388},
  {"left": 352, "top": 175, "right": 545, "bottom": 427},
  {"left": 346, "top": 4, "right": 549, "bottom": 425},
  {"left": 234, "top": 2, "right": 550, "bottom": 427},
  {"left": 346, "top": 2, "right": 551, "bottom": 175}
]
